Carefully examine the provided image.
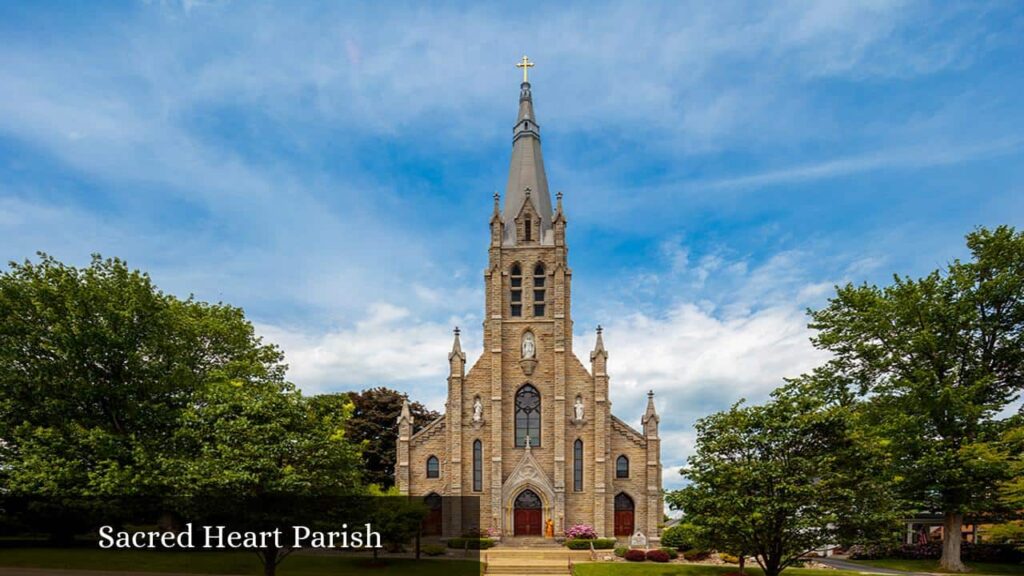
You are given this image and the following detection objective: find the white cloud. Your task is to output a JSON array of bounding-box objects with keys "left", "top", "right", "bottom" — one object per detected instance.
[{"left": 257, "top": 302, "right": 477, "bottom": 409}]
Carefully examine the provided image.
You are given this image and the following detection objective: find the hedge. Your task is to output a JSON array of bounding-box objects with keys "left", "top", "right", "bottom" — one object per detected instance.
[
  {"left": 565, "top": 538, "right": 617, "bottom": 550},
  {"left": 421, "top": 544, "right": 446, "bottom": 556},
  {"left": 848, "top": 542, "right": 1023, "bottom": 563},
  {"left": 446, "top": 537, "right": 496, "bottom": 550}
]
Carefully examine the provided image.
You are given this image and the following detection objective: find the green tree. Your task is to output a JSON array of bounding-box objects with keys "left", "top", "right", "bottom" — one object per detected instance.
[
  {"left": 668, "top": 382, "right": 897, "bottom": 576},
  {"left": 808, "top": 226, "right": 1024, "bottom": 571},
  {"left": 0, "top": 253, "right": 285, "bottom": 499},
  {"left": 166, "top": 379, "right": 363, "bottom": 576},
  {"left": 0, "top": 254, "right": 366, "bottom": 576},
  {"left": 331, "top": 387, "right": 439, "bottom": 489}
]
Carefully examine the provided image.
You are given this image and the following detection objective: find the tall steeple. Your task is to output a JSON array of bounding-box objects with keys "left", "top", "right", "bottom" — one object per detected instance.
[{"left": 503, "top": 56, "right": 553, "bottom": 244}]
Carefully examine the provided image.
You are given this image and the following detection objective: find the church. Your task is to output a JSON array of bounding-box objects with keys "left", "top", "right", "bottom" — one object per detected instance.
[{"left": 396, "top": 58, "right": 662, "bottom": 541}]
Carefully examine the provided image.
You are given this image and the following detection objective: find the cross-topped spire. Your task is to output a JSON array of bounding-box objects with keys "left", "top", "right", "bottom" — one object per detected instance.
[{"left": 516, "top": 55, "right": 535, "bottom": 83}]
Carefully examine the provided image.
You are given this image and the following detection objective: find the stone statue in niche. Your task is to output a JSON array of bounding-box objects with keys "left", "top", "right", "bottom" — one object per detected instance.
[
  {"left": 521, "top": 332, "right": 536, "bottom": 359},
  {"left": 472, "top": 396, "right": 483, "bottom": 422},
  {"left": 574, "top": 396, "right": 585, "bottom": 421}
]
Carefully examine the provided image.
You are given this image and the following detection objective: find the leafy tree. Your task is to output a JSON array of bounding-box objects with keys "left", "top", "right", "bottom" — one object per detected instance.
[
  {"left": 331, "top": 387, "right": 439, "bottom": 489},
  {"left": 988, "top": 422, "right": 1024, "bottom": 552},
  {"left": 0, "top": 253, "right": 286, "bottom": 499},
  {"left": 808, "top": 226, "right": 1024, "bottom": 571},
  {"left": 0, "top": 254, "right": 366, "bottom": 576},
  {"left": 166, "top": 379, "right": 363, "bottom": 576},
  {"left": 668, "top": 382, "right": 898, "bottom": 576}
]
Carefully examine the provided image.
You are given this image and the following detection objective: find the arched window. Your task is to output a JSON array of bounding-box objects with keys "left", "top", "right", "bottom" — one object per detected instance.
[
  {"left": 524, "top": 218, "right": 532, "bottom": 242},
  {"left": 473, "top": 440, "right": 483, "bottom": 492},
  {"left": 426, "top": 455, "right": 440, "bottom": 478},
  {"left": 616, "top": 455, "right": 629, "bottom": 478},
  {"left": 533, "top": 263, "right": 546, "bottom": 317},
  {"left": 510, "top": 264, "right": 522, "bottom": 317},
  {"left": 573, "top": 439, "right": 584, "bottom": 492},
  {"left": 515, "top": 384, "right": 541, "bottom": 447}
]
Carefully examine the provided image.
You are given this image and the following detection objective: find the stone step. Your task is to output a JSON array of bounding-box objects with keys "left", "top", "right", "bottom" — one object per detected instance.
[
  {"left": 485, "top": 561, "right": 569, "bottom": 569},
  {"left": 486, "top": 550, "right": 592, "bottom": 559}
]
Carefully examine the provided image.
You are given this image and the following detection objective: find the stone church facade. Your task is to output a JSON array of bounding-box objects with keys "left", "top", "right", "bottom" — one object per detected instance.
[{"left": 396, "top": 75, "right": 662, "bottom": 541}]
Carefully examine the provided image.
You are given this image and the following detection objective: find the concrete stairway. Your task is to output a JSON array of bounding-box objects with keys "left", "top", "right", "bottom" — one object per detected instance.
[{"left": 483, "top": 547, "right": 592, "bottom": 576}]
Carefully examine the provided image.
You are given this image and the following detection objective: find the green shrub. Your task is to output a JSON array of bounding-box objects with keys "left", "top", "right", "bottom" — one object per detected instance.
[
  {"left": 422, "top": 544, "right": 446, "bottom": 556},
  {"left": 446, "top": 537, "right": 495, "bottom": 549},
  {"left": 660, "top": 547, "right": 679, "bottom": 559},
  {"left": 614, "top": 546, "right": 629, "bottom": 557},
  {"left": 661, "top": 523, "right": 698, "bottom": 550},
  {"left": 565, "top": 537, "right": 617, "bottom": 550},
  {"left": 682, "top": 549, "right": 711, "bottom": 561}
]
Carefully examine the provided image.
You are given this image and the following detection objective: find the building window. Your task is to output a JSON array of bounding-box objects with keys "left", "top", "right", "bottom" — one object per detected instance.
[
  {"left": 616, "top": 455, "right": 629, "bottom": 479},
  {"left": 574, "top": 439, "right": 584, "bottom": 492},
  {"left": 510, "top": 264, "right": 522, "bottom": 317},
  {"left": 427, "top": 455, "right": 440, "bottom": 478},
  {"left": 524, "top": 218, "right": 532, "bottom": 241},
  {"left": 515, "top": 384, "right": 541, "bottom": 447},
  {"left": 533, "top": 263, "right": 545, "bottom": 317},
  {"left": 473, "top": 440, "right": 483, "bottom": 492}
]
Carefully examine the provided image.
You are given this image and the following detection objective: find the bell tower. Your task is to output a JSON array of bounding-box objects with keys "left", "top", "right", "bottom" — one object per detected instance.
[{"left": 483, "top": 56, "right": 577, "bottom": 534}]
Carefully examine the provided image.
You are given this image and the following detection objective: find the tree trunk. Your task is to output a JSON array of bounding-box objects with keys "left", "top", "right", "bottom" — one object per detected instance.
[
  {"left": 260, "top": 546, "right": 278, "bottom": 576},
  {"left": 939, "top": 511, "right": 967, "bottom": 572},
  {"left": 739, "top": 555, "right": 746, "bottom": 574},
  {"left": 763, "top": 555, "right": 782, "bottom": 576}
]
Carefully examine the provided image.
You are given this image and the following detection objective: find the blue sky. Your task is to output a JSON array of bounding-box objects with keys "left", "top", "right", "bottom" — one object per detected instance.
[{"left": 2, "top": 1, "right": 1023, "bottom": 490}]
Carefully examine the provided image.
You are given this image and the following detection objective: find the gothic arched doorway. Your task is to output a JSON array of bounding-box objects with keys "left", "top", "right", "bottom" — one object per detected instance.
[
  {"left": 422, "top": 492, "right": 443, "bottom": 535},
  {"left": 614, "top": 492, "right": 635, "bottom": 536},
  {"left": 513, "top": 489, "right": 543, "bottom": 536}
]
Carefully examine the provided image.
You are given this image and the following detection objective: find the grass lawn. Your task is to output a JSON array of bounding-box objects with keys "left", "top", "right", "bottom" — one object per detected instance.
[
  {"left": 0, "top": 547, "right": 481, "bottom": 576},
  {"left": 573, "top": 564, "right": 862, "bottom": 576},
  {"left": 847, "top": 559, "right": 1024, "bottom": 575}
]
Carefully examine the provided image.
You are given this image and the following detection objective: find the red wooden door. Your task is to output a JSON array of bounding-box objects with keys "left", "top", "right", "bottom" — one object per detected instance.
[
  {"left": 614, "top": 510, "right": 634, "bottom": 536},
  {"left": 422, "top": 509, "right": 442, "bottom": 535},
  {"left": 514, "top": 509, "right": 542, "bottom": 535}
]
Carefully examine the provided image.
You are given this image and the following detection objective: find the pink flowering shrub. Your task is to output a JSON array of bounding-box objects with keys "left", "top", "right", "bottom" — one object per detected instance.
[{"left": 565, "top": 523, "right": 598, "bottom": 539}]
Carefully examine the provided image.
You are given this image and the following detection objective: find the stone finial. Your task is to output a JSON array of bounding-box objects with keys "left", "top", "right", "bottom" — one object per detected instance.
[
  {"left": 398, "top": 395, "right": 413, "bottom": 425},
  {"left": 449, "top": 326, "right": 465, "bottom": 363},
  {"left": 556, "top": 191, "right": 563, "bottom": 213},
  {"left": 642, "top": 390, "right": 660, "bottom": 429},
  {"left": 493, "top": 191, "right": 500, "bottom": 213}
]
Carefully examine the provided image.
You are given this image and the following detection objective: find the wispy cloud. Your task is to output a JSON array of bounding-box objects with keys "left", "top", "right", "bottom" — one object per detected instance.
[{"left": 702, "top": 137, "right": 1023, "bottom": 190}]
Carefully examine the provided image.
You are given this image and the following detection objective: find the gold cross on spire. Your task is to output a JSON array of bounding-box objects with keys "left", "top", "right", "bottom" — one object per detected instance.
[{"left": 516, "top": 55, "right": 535, "bottom": 83}]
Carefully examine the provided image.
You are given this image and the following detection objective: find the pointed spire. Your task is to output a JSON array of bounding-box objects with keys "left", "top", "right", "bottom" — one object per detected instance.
[
  {"left": 642, "top": 390, "right": 660, "bottom": 428},
  {"left": 449, "top": 326, "right": 466, "bottom": 363},
  {"left": 591, "top": 325, "right": 607, "bottom": 362},
  {"left": 398, "top": 394, "right": 413, "bottom": 426},
  {"left": 503, "top": 64, "right": 552, "bottom": 244}
]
